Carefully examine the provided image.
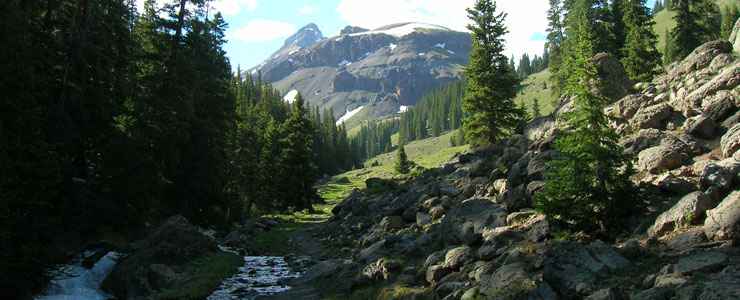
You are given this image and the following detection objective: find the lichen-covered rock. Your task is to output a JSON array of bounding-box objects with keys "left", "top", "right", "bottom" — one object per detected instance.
[
  {"left": 685, "top": 115, "right": 717, "bottom": 139},
  {"left": 675, "top": 251, "right": 728, "bottom": 275},
  {"left": 479, "top": 262, "right": 554, "bottom": 299},
  {"left": 621, "top": 128, "right": 665, "bottom": 155},
  {"left": 648, "top": 192, "right": 715, "bottom": 238},
  {"left": 631, "top": 103, "right": 674, "bottom": 130},
  {"left": 703, "top": 191, "right": 740, "bottom": 241},
  {"left": 721, "top": 124, "right": 740, "bottom": 158},
  {"left": 444, "top": 246, "right": 473, "bottom": 270},
  {"left": 544, "top": 241, "right": 630, "bottom": 298},
  {"left": 701, "top": 90, "right": 737, "bottom": 122},
  {"left": 638, "top": 143, "right": 688, "bottom": 174}
]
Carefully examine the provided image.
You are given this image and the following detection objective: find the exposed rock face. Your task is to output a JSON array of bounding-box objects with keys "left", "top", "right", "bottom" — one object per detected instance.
[
  {"left": 704, "top": 191, "right": 740, "bottom": 241},
  {"left": 648, "top": 192, "right": 715, "bottom": 238},
  {"left": 592, "top": 52, "right": 633, "bottom": 101},
  {"left": 308, "top": 40, "right": 740, "bottom": 300},
  {"left": 249, "top": 22, "right": 471, "bottom": 122}
]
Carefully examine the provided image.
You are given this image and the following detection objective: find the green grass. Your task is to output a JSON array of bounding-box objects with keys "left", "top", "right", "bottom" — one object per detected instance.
[
  {"left": 514, "top": 69, "right": 557, "bottom": 117},
  {"left": 153, "top": 252, "right": 242, "bottom": 300}
]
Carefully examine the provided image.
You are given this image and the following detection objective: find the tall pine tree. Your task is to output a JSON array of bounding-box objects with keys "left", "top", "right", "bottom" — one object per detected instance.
[
  {"left": 463, "top": 0, "right": 522, "bottom": 146},
  {"left": 536, "top": 0, "right": 636, "bottom": 234},
  {"left": 621, "top": 0, "right": 662, "bottom": 82}
]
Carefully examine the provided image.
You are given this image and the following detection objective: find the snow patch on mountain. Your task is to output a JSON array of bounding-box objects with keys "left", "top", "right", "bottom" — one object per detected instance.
[
  {"left": 336, "top": 106, "right": 364, "bottom": 125},
  {"left": 349, "top": 23, "right": 450, "bottom": 38},
  {"left": 283, "top": 90, "right": 299, "bottom": 103}
]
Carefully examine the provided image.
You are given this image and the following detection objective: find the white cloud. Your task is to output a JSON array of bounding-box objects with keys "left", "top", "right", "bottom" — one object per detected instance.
[
  {"left": 135, "top": 0, "right": 257, "bottom": 16},
  {"left": 336, "top": 0, "right": 548, "bottom": 58},
  {"left": 212, "top": 0, "right": 258, "bottom": 16},
  {"left": 231, "top": 19, "right": 296, "bottom": 42},
  {"left": 298, "top": 4, "right": 318, "bottom": 16}
]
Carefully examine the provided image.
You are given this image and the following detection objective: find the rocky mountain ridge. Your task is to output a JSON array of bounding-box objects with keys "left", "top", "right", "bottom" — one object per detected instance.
[
  {"left": 249, "top": 22, "right": 471, "bottom": 123},
  {"left": 280, "top": 32, "right": 740, "bottom": 299}
]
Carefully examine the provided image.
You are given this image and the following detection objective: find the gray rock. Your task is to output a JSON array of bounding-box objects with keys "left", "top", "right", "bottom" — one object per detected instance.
[
  {"left": 721, "top": 124, "right": 740, "bottom": 159},
  {"left": 427, "top": 264, "right": 451, "bottom": 284},
  {"left": 621, "top": 128, "right": 665, "bottom": 155},
  {"left": 704, "top": 191, "right": 740, "bottom": 241},
  {"left": 416, "top": 212, "right": 432, "bottom": 226},
  {"left": 675, "top": 251, "right": 728, "bottom": 275},
  {"left": 358, "top": 239, "right": 386, "bottom": 262},
  {"left": 699, "top": 158, "right": 739, "bottom": 200},
  {"left": 361, "top": 258, "right": 400, "bottom": 281},
  {"left": 637, "top": 136, "right": 693, "bottom": 174},
  {"left": 653, "top": 273, "right": 689, "bottom": 287},
  {"left": 685, "top": 115, "right": 717, "bottom": 139},
  {"left": 665, "top": 228, "right": 708, "bottom": 251},
  {"left": 631, "top": 103, "right": 673, "bottom": 130},
  {"left": 585, "top": 288, "right": 626, "bottom": 300},
  {"left": 440, "top": 198, "right": 507, "bottom": 244},
  {"left": 380, "top": 216, "right": 403, "bottom": 231},
  {"left": 592, "top": 52, "right": 633, "bottom": 102},
  {"left": 507, "top": 210, "right": 537, "bottom": 225},
  {"left": 544, "top": 241, "right": 630, "bottom": 298},
  {"left": 444, "top": 246, "right": 473, "bottom": 270},
  {"left": 430, "top": 205, "right": 446, "bottom": 220},
  {"left": 648, "top": 192, "right": 715, "bottom": 238},
  {"left": 479, "top": 262, "right": 540, "bottom": 299},
  {"left": 701, "top": 90, "right": 736, "bottom": 122},
  {"left": 632, "top": 287, "right": 674, "bottom": 300}
]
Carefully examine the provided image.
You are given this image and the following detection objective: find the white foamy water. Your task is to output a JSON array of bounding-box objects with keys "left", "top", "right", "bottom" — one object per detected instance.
[
  {"left": 208, "top": 256, "right": 300, "bottom": 300},
  {"left": 36, "top": 251, "right": 120, "bottom": 300}
]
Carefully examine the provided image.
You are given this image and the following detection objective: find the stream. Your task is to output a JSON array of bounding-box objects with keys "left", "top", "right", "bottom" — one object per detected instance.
[
  {"left": 35, "top": 251, "right": 120, "bottom": 300},
  {"left": 37, "top": 247, "right": 300, "bottom": 300},
  {"left": 208, "top": 255, "right": 302, "bottom": 300}
]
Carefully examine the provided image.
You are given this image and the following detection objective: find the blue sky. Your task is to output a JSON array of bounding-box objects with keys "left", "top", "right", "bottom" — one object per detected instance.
[{"left": 139, "top": 0, "right": 659, "bottom": 70}]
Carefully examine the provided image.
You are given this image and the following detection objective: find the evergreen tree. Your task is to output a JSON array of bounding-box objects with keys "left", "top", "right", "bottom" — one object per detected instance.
[
  {"left": 536, "top": 1, "right": 636, "bottom": 233},
  {"left": 278, "top": 93, "right": 318, "bottom": 211},
  {"left": 517, "top": 53, "right": 532, "bottom": 78},
  {"left": 612, "top": 0, "right": 627, "bottom": 58},
  {"left": 532, "top": 98, "right": 542, "bottom": 118},
  {"left": 547, "top": 0, "right": 566, "bottom": 97},
  {"left": 463, "top": 0, "right": 522, "bottom": 146},
  {"left": 667, "top": 0, "right": 721, "bottom": 62},
  {"left": 395, "top": 144, "right": 412, "bottom": 174},
  {"left": 621, "top": 0, "right": 662, "bottom": 82}
]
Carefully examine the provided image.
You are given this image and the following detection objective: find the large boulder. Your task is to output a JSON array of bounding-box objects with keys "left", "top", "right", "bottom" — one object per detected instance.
[
  {"left": 593, "top": 52, "right": 633, "bottom": 102},
  {"left": 444, "top": 246, "right": 473, "bottom": 271},
  {"left": 668, "top": 41, "right": 733, "bottom": 81},
  {"left": 544, "top": 241, "right": 630, "bottom": 298},
  {"left": 703, "top": 191, "right": 740, "bottom": 241},
  {"left": 479, "top": 262, "right": 557, "bottom": 299},
  {"left": 721, "top": 124, "right": 740, "bottom": 159},
  {"left": 630, "top": 103, "right": 674, "bottom": 130},
  {"left": 637, "top": 137, "right": 692, "bottom": 174},
  {"left": 103, "top": 216, "right": 227, "bottom": 299},
  {"left": 440, "top": 198, "right": 507, "bottom": 244},
  {"left": 648, "top": 192, "right": 715, "bottom": 238}
]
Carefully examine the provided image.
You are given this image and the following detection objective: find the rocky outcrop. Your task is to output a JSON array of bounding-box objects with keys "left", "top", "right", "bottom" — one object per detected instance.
[
  {"left": 704, "top": 191, "right": 740, "bottom": 242},
  {"left": 731, "top": 18, "right": 740, "bottom": 54},
  {"left": 102, "top": 216, "right": 238, "bottom": 300},
  {"left": 722, "top": 124, "right": 740, "bottom": 158},
  {"left": 648, "top": 192, "right": 715, "bottom": 237}
]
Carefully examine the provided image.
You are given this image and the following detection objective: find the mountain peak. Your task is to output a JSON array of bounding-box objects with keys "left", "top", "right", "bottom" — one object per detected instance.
[{"left": 283, "top": 23, "right": 324, "bottom": 49}]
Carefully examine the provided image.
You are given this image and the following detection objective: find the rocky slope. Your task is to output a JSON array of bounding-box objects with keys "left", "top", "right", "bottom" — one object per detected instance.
[
  {"left": 250, "top": 23, "right": 471, "bottom": 123},
  {"left": 293, "top": 37, "right": 740, "bottom": 299}
]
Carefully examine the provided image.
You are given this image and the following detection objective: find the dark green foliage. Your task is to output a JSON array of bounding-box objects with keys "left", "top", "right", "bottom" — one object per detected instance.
[
  {"left": 532, "top": 98, "right": 543, "bottom": 118},
  {"left": 516, "top": 53, "right": 548, "bottom": 78},
  {"left": 621, "top": 0, "right": 662, "bottom": 82},
  {"left": 0, "top": 0, "right": 354, "bottom": 296},
  {"left": 463, "top": 0, "right": 522, "bottom": 146},
  {"left": 399, "top": 81, "right": 464, "bottom": 144},
  {"left": 547, "top": 0, "right": 567, "bottom": 98},
  {"left": 721, "top": 5, "right": 739, "bottom": 39},
  {"left": 536, "top": 2, "right": 637, "bottom": 234},
  {"left": 395, "top": 145, "right": 412, "bottom": 174},
  {"left": 612, "top": 0, "right": 627, "bottom": 57},
  {"left": 667, "top": 0, "right": 721, "bottom": 62},
  {"left": 653, "top": 0, "right": 666, "bottom": 13},
  {"left": 350, "top": 119, "right": 399, "bottom": 165}
]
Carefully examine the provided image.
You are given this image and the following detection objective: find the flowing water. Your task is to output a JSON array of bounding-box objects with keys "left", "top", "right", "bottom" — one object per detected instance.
[
  {"left": 208, "top": 256, "right": 301, "bottom": 300},
  {"left": 36, "top": 251, "right": 120, "bottom": 300}
]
